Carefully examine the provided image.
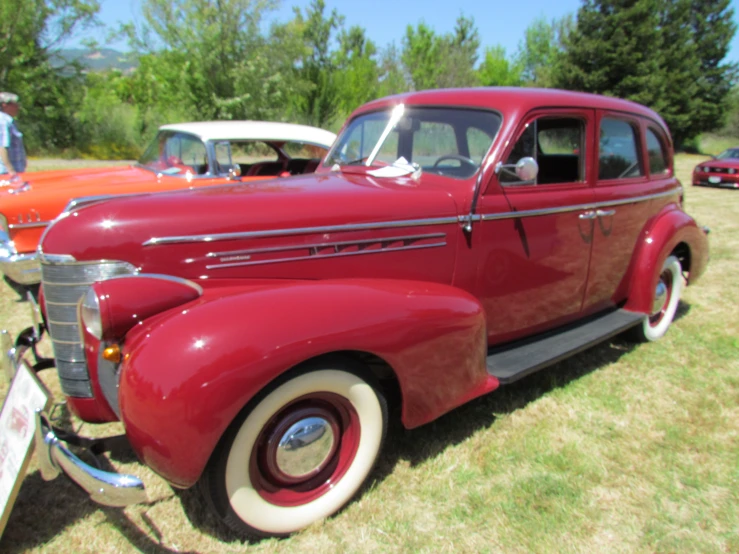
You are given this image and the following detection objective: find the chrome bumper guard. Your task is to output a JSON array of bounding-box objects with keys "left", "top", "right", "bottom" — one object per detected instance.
[
  {"left": 3, "top": 322, "right": 147, "bottom": 508},
  {"left": 0, "top": 230, "right": 41, "bottom": 285},
  {"left": 34, "top": 412, "right": 147, "bottom": 507},
  {"left": 1, "top": 295, "right": 53, "bottom": 380}
]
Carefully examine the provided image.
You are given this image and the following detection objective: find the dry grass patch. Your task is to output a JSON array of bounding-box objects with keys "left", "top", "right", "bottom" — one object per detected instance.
[{"left": 0, "top": 154, "right": 737, "bottom": 552}]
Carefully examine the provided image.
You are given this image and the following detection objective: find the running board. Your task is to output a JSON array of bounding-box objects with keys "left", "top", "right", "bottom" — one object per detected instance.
[{"left": 486, "top": 309, "right": 644, "bottom": 385}]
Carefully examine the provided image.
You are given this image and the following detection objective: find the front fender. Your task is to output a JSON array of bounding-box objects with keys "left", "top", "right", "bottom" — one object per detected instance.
[
  {"left": 117, "top": 278, "right": 490, "bottom": 488},
  {"left": 624, "top": 204, "right": 709, "bottom": 315}
]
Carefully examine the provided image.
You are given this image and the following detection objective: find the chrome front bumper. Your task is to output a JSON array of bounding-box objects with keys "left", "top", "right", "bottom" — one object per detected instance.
[
  {"left": 34, "top": 411, "right": 147, "bottom": 507},
  {"left": 0, "top": 230, "right": 41, "bottom": 285},
  {"left": 2, "top": 327, "right": 147, "bottom": 508}
]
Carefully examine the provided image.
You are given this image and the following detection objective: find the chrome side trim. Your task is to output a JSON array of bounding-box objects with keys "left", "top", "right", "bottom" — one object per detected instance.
[
  {"left": 102, "top": 273, "right": 204, "bottom": 296},
  {"left": 207, "top": 240, "right": 447, "bottom": 269},
  {"left": 8, "top": 221, "right": 51, "bottom": 230},
  {"left": 34, "top": 412, "right": 147, "bottom": 507},
  {"left": 483, "top": 187, "right": 680, "bottom": 222},
  {"left": 64, "top": 193, "right": 148, "bottom": 213},
  {"left": 143, "top": 216, "right": 459, "bottom": 247},
  {"left": 206, "top": 232, "right": 446, "bottom": 259},
  {"left": 142, "top": 188, "right": 679, "bottom": 248}
]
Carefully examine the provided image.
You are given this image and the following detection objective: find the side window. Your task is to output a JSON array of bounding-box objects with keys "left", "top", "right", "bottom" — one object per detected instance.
[
  {"left": 646, "top": 128, "right": 669, "bottom": 175},
  {"left": 598, "top": 118, "right": 643, "bottom": 180},
  {"left": 500, "top": 117, "right": 584, "bottom": 185},
  {"left": 229, "top": 141, "right": 279, "bottom": 164},
  {"left": 162, "top": 134, "right": 208, "bottom": 174}
]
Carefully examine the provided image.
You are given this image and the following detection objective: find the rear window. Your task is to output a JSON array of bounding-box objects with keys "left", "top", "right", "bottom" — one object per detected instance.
[{"left": 646, "top": 128, "right": 669, "bottom": 175}]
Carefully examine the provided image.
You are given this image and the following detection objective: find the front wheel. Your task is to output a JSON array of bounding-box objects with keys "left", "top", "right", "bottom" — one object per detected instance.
[
  {"left": 200, "top": 365, "right": 387, "bottom": 537},
  {"left": 630, "top": 255, "right": 683, "bottom": 342}
]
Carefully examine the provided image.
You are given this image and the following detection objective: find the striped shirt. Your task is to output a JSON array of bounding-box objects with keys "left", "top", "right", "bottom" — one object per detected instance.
[{"left": 0, "top": 112, "right": 26, "bottom": 174}]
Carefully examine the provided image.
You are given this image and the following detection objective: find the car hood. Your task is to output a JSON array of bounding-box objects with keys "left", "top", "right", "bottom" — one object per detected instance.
[
  {"left": 0, "top": 165, "right": 159, "bottom": 218},
  {"left": 695, "top": 159, "right": 739, "bottom": 170},
  {"left": 40, "top": 170, "right": 461, "bottom": 279}
]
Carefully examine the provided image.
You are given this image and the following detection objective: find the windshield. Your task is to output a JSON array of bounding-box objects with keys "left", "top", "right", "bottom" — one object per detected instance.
[
  {"left": 138, "top": 131, "right": 209, "bottom": 176},
  {"left": 325, "top": 106, "right": 502, "bottom": 179},
  {"left": 716, "top": 148, "right": 739, "bottom": 160}
]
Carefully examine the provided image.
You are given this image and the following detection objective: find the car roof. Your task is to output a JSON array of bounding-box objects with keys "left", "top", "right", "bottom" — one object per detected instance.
[
  {"left": 159, "top": 121, "right": 337, "bottom": 148},
  {"left": 355, "top": 87, "right": 669, "bottom": 132}
]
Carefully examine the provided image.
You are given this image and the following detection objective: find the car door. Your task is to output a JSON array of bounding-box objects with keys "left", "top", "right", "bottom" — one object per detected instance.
[
  {"left": 473, "top": 109, "right": 597, "bottom": 345},
  {"left": 582, "top": 113, "right": 674, "bottom": 313}
]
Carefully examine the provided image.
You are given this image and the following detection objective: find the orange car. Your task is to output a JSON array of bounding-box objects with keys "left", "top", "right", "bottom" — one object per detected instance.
[{"left": 0, "top": 121, "right": 336, "bottom": 289}]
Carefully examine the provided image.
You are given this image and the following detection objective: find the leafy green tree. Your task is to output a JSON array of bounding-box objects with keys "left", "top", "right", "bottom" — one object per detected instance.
[
  {"left": 478, "top": 46, "right": 523, "bottom": 86},
  {"left": 402, "top": 22, "right": 443, "bottom": 90},
  {"left": 124, "top": 0, "right": 299, "bottom": 122},
  {"left": 515, "top": 16, "right": 572, "bottom": 87},
  {"left": 0, "top": 0, "right": 99, "bottom": 152},
  {"left": 377, "top": 43, "right": 409, "bottom": 97},
  {"left": 438, "top": 16, "right": 480, "bottom": 88},
  {"left": 334, "top": 26, "right": 380, "bottom": 117},
  {"left": 289, "top": 0, "right": 344, "bottom": 127},
  {"left": 402, "top": 15, "right": 481, "bottom": 90}
]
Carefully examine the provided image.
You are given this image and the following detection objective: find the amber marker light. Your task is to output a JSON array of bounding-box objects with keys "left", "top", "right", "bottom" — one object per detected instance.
[{"left": 102, "top": 344, "right": 122, "bottom": 364}]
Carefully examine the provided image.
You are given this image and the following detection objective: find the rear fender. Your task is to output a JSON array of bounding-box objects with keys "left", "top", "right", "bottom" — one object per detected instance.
[
  {"left": 624, "top": 205, "right": 709, "bottom": 315},
  {"left": 116, "top": 278, "right": 490, "bottom": 488}
]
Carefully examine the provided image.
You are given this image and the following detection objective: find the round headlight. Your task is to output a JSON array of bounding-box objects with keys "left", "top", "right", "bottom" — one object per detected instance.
[{"left": 80, "top": 287, "right": 102, "bottom": 339}]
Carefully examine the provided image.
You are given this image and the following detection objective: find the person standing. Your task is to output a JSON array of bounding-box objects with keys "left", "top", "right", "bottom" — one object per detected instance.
[{"left": 0, "top": 92, "right": 27, "bottom": 178}]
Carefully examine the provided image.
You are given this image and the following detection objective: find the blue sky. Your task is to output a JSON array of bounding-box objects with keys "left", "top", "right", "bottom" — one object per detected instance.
[{"left": 72, "top": 0, "right": 739, "bottom": 64}]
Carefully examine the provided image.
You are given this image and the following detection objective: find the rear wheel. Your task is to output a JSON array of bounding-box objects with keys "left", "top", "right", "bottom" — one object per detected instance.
[
  {"left": 630, "top": 255, "right": 683, "bottom": 342},
  {"left": 200, "top": 365, "right": 387, "bottom": 537}
]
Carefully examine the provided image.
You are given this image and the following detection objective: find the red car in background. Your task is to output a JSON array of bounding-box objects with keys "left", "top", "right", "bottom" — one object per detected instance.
[{"left": 692, "top": 147, "right": 739, "bottom": 188}]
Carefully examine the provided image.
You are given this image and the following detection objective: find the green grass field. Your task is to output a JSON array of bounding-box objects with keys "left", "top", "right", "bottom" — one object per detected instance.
[{"left": 0, "top": 154, "right": 737, "bottom": 553}]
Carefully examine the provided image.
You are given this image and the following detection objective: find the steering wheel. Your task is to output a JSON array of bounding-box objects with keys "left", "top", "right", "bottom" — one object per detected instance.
[{"left": 432, "top": 154, "right": 477, "bottom": 170}]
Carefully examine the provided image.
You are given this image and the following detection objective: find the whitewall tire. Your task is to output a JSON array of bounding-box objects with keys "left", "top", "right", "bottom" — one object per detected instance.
[
  {"left": 201, "top": 365, "right": 387, "bottom": 537},
  {"left": 633, "top": 255, "right": 683, "bottom": 342}
]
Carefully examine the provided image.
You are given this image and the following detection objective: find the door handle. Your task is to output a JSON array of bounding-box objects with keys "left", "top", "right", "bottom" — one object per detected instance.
[
  {"left": 596, "top": 209, "right": 616, "bottom": 217},
  {"left": 579, "top": 211, "right": 596, "bottom": 220}
]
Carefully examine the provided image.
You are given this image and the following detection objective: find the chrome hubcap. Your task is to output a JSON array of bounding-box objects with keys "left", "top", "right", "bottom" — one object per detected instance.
[
  {"left": 651, "top": 280, "right": 668, "bottom": 316},
  {"left": 276, "top": 416, "right": 336, "bottom": 479}
]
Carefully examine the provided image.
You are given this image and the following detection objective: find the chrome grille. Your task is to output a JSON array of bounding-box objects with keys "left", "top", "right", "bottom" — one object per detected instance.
[{"left": 41, "top": 259, "right": 136, "bottom": 398}]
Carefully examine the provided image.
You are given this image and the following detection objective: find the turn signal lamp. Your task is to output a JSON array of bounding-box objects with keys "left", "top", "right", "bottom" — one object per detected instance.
[{"left": 102, "top": 344, "right": 122, "bottom": 364}]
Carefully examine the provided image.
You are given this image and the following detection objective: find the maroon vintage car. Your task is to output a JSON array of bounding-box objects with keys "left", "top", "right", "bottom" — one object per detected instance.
[
  {"left": 692, "top": 147, "right": 739, "bottom": 188},
  {"left": 2, "top": 88, "right": 709, "bottom": 538}
]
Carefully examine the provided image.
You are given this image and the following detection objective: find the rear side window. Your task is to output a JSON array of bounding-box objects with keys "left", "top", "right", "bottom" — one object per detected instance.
[
  {"left": 598, "top": 118, "right": 643, "bottom": 180},
  {"left": 646, "top": 128, "right": 669, "bottom": 175}
]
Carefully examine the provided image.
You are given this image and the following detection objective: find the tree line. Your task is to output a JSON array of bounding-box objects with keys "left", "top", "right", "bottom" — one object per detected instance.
[{"left": 0, "top": 0, "right": 735, "bottom": 159}]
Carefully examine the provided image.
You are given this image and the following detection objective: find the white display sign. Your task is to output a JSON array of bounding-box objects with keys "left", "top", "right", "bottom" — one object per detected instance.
[{"left": 0, "top": 362, "right": 50, "bottom": 537}]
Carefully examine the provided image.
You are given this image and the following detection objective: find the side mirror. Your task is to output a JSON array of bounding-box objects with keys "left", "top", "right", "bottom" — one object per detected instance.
[
  {"left": 495, "top": 156, "right": 539, "bottom": 184},
  {"left": 228, "top": 166, "right": 242, "bottom": 180}
]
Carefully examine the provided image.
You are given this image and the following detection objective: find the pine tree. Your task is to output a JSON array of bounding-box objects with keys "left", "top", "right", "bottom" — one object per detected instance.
[{"left": 556, "top": 0, "right": 736, "bottom": 146}]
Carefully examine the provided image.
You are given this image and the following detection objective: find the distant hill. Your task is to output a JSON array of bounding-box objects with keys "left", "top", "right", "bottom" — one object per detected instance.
[{"left": 52, "top": 48, "right": 138, "bottom": 74}]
